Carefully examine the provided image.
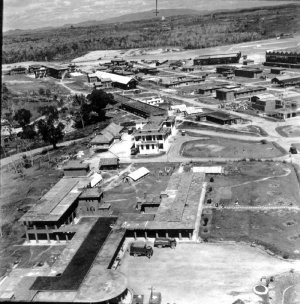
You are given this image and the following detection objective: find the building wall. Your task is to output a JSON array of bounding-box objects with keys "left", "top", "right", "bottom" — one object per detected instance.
[
  {"left": 252, "top": 99, "right": 276, "bottom": 112},
  {"left": 63, "top": 169, "right": 89, "bottom": 177},
  {"left": 234, "top": 69, "right": 262, "bottom": 78}
]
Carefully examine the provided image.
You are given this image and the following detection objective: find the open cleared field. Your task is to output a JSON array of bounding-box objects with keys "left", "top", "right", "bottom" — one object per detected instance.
[
  {"left": 205, "top": 162, "right": 300, "bottom": 207},
  {"left": 119, "top": 243, "right": 300, "bottom": 304},
  {"left": 181, "top": 137, "right": 284, "bottom": 158},
  {"left": 201, "top": 209, "right": 300, "bottom": 259},
  {"left": 3, "top": 74, "right": 70, "bottom": 96},
  {"left": 276, "top": 125, "right": 300, "bottom": 138}
]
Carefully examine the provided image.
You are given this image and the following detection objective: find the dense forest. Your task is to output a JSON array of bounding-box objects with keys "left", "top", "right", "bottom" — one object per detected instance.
[{"left": 3, "top": 4, "right": 300, "bottom": 64}]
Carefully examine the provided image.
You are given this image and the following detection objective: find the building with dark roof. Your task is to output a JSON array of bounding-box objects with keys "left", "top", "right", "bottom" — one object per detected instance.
[
  {"left": 91, "top": 123, "right": 123, "bottom": 151},
  {"left": 44, "top": 64, "right": 69, "bottom": 79},
  {"left": 114, "top": 94, "right": 167, "bottom": 118},
  {"left": 198, "top": 111, "right": 242, "bottom": 125},
  {"left": 265, "top": 48, "right": 300, "bottom": 68},
  {"left": 9, "top": 66, "right": 27, "bottom": 75},
  {"left": 193, "top": 52, "right": 241, "bottom": 65},
  {"left": 271, "top": 75, "right": 300, "bottom": 87},
  {"left": 0, "top": 217, "right": 128, "bottom": 303},
  {"left": 234, "top": 67, "right": 263, "bottom": 78},
  {"left": 99, "top": 151, "right": 120, "bottom": 170},
  {"left": 63, "top": 160, "right": 90, "bottom": 177}
]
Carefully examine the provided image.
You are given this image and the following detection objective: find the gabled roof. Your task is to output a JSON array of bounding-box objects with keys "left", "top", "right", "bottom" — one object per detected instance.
[
  {"left": 91, "top": 123, "right": 123, "bottom": 145},
  {"left": 126, "top": 167, "right": 150, "bottom": 181},
  {"left": 93, "top": 71, "right": 136, "bottom": 85}
]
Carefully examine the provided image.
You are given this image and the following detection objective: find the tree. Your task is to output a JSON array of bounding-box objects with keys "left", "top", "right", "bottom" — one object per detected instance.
[
  {"left": 72, "top": 94, "right": 87, "bottom": 128},
  {"left": 14, "top": 108, "right": 31, "bottom": 128},
  {"left": 36, "top": 106, "right": 64, "bottom": 149},
  {"left": 88, "top": 89, "right": 114, "bottom": 118},
  {"left": 22, "top": 125, "right": 36, "bottom": 140}
]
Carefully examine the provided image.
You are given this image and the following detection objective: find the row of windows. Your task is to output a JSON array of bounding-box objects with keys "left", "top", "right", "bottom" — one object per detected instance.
[{"left": 140, "top": 143, "right": 164, "bottom": 150}]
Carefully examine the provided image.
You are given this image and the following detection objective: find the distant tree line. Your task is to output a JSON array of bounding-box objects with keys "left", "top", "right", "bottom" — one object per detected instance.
[{"left": 3, "top": 4, "right": 299, "bottom": 64}]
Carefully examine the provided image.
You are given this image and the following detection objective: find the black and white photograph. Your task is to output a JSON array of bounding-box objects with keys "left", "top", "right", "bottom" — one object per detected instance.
[{"left": 1, "top": 0, "right": 300, "bottom": 303}]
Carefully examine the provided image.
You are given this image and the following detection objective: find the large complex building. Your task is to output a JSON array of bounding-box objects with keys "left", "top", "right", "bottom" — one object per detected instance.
[
  {"left": 133, "top": 116, "right": 175, "bottom": 155},
  {"left": 265, "top": 48, "right": 300, "bottom": 68},
  {"left": 114, "top": 94, "right": 167, "bottom": 118},
  {"left": 88, "top": 71, "right": 137, "bottom": 90},
  {"left": 271, "top": 75, "right": 300, "bottom": 87},
  {"left": 193, "top": 52, "right": 241, "bottom": 65}
]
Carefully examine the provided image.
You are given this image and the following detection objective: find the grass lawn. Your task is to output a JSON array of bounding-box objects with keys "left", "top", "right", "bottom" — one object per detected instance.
[
  {"left": 180, "top": 137, "right": 284, "bottom": 159},
  {"left": 205, "top": 162, "right": 300, "bottom": 207},
  {"left": 202, "top": 209, "right": 300, "bottom": 259},
  {"left": 276, "top": 125, "right": 300, "bottom": 138}
]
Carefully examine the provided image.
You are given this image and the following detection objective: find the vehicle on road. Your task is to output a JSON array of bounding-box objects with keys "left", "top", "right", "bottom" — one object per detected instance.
[
  {"left": 154, "top": 237, "right": 177, "bottom": 249},
  {"left": 130, "top": 241, "right": 153, "bottom": 258}
]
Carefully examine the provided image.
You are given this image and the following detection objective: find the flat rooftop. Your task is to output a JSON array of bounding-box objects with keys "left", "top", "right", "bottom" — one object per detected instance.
[
  {"left": 206, "top": 111, "right": 241, "bottom": 121},
  {"left": 30, "top": 217, "right": 115, "bottom": 291},
  {"left": 114, "top": 94, "right": 167, "bottom": 117},
  {"left": 20, "top": 177, "right": 91, "bottom": 222},
  {"left": 0, "top": 218, "right": 127, "bottom": 303},
  {"left": 122, "top": 172, "right": 205, "bottom": 230},
  {"left": 195, "top": 52, "right": 240, "bottom": 59}
]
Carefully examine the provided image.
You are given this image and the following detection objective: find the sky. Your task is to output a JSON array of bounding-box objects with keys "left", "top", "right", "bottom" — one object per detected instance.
[{"left": 3, "top": 0, "right": 297, "bottom": 32}]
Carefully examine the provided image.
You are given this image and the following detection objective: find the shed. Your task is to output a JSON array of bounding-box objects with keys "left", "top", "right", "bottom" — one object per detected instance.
[
  {"left": 192, "top": 166, "right": 224, "bottom": 174},
  {"left": 99, "top": 151, "right": 120, "bottom": 170},
  {"left": 90, "top": 172, "right": 103, "bottom": 187},
  {"left": 124, "top": 167, "right": 150, "bottom": 182},
  {"left": 63, "top": 161, "right": 90, "bottom": 177}
]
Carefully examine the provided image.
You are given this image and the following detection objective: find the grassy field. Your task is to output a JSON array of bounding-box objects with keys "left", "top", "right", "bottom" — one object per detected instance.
[
  {"left": 202, "top": 209, "right": 300, "bottom": 259},
  {"left": 180, "top": 137, "right": 284, "bottom": 159},
  {"left": 205, "top": 162, "right": 300, "bottom": 207},
  {"left": 276, "top": 125, "right": 300, "bottom": 138},
  {"left": 199, "top": 162, "right": 300, "bottom": 259}
]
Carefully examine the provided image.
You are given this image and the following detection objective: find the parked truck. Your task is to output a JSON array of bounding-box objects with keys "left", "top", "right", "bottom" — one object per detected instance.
[
  {"left": 154, "top": 237, "right": 177, "bottom": 249},
  {"left": 130, "top": 242, "right": 153, "bottom": 258}
]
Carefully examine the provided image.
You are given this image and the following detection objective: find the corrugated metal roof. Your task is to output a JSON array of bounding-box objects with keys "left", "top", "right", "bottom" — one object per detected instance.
[
  {"left": 192, "top": 166, "right": 224, "bottom": 174},
  {"left": 126, "top": 167, "right": 150, "bottom": 181},
  {"left": 94, "top": 71, "right": 135, "bottom": 85}
]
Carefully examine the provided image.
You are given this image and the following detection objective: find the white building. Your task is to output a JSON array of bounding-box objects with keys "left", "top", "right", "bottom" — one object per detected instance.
[{"left": 133, "top": 116, "right": 176, "bottom": 155}]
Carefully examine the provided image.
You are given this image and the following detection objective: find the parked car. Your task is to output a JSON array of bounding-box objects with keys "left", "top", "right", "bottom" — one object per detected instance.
[
  {"left": 129, "top": 242, "right": 153, "bottom": 258},
  {"left": 154, "top": 237, "right": 177, "bottom": 249}
]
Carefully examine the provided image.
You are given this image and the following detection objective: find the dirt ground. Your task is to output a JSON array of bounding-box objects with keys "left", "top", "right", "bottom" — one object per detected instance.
[
  {"left": 102, "top": 162, "right": 178, "bottom": 215},
  {"left": 119, "top": 243, "right": 300, "bottom": 304},
  {"left": 181, "top": 138, "right": 284, "bottom": 159}
]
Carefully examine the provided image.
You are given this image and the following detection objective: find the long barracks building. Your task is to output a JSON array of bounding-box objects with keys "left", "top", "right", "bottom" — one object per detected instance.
[
  {"left": 193, "top": 52, "right": 241, "bottom": 65},
  {"left": 265, "top": 48, "right": 300, "bottom": 68}
]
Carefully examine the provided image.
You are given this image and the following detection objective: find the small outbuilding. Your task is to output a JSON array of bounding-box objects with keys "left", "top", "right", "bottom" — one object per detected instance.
[
  {"left": 63, "top": 160, "right": 90, "bottom": 177},
  {"left": 99, "top": 151, "right": 120, "bottom": 170},
  {"left": 124, "top": 167, "right": 150, "bottom": 182}
]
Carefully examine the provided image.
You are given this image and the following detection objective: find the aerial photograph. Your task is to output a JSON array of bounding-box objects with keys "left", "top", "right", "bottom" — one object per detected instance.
[{"left": 1, "top": 0, "right": 300, "bottom": 303}]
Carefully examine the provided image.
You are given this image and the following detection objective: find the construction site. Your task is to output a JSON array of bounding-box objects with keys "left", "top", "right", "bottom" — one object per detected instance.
[{"left": 1, "top": 28, "right": 300, "bottom": 304}]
